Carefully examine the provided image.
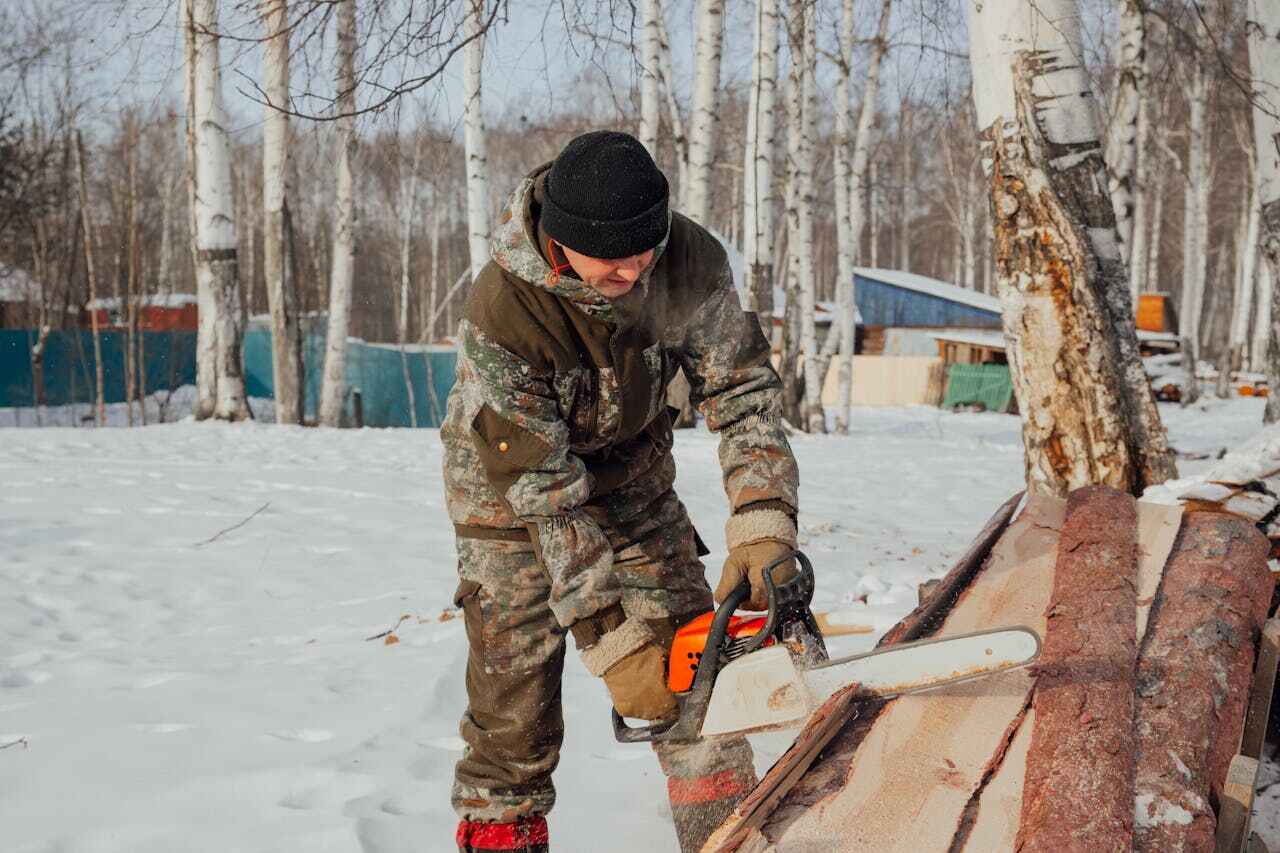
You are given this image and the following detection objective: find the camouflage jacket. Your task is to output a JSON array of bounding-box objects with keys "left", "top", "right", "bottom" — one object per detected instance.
[{"left": 442, "top": 164, "right": 798, "bottom": 628}]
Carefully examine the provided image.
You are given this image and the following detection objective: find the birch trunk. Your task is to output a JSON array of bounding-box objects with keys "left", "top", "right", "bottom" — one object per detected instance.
[
  {"left": 1229, "top": 175, "right": 1260, "bottom": 384},
  {"left": 126, "top": 114, "right": 139, "bottom": 427},
  {"left": 184, "top": 0, "right": 249, "bottom": 421},
  {"left": 463, "top": 0, "right": 490, "bottom": 280},
  {"left": 869, "top": 160, "right": 880, "bottom": 268},
  {"left": 1247, "top": 0, "right": 1280, "bottom": 423},
  {"left": 318, "top": 0, "right": 357, "bottom": 427},
  {"left": 1254, "top": 262, "right": 1273, "bottom": 375},
  {"left": 966, "top": 0, "right": 1176, "bottom": 496},
  {"left": 74, "top": 132, "right": 106, "bottom": 426},
  {"left": 655, "top": 15, "right": 689, "bottom": 196},
  {"left": 742, "top": 0, "right": 778, "bottom": 339},
  {"left": 1106, "top": 0, "right": 1144, "bottom": 268},
  {"left": 398, "top": 133, "right": 422, "bottom": 428},
  {"left": 1180, "top": 55, "right": 1210, "bottom": 404},
  {"left": 832, "top": 0, "right": 856, "bottom": 433},
  {"left": 1146, "top": 161, "right": 1166, "bottom": 292},
  {"left": 792, "top": 1, "right": 823, "bottom": 434},
  {"left": 1127, "top": 18, "right": 1155, "bottom": 300},
  {"left": 261, "top": 0, "right": 303, "bottom": 424},
  {"left": 639, "top": 0, "right": 662, "bottom": 159},
  {"left": 684, "top": 0, "right": 724, "bottom": 225}
]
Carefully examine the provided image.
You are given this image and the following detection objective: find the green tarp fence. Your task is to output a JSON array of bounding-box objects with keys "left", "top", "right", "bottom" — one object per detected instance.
[
  {"left": 0, "top": 329, "right": 196, "bottom": 408},
  {"left": 942, "top": 362, "right": 1015, "bottom": 413},
  {"left": 241, "top": 329, "right": 457, "bottom": 428}
]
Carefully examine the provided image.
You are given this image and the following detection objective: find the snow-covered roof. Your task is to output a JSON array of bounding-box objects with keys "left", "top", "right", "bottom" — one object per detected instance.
[
  {"left": 930, "top": 330, "right": 1006, "bottom": 350},
  {"left": 1136, "top": 329, "right": 1180, "bottom": 343},
  {"left": 87, "top": 293, "right": 198, "bottom": 310},
  {"left": 854, "top": 267, "right": 1002, "bottom": 315}
]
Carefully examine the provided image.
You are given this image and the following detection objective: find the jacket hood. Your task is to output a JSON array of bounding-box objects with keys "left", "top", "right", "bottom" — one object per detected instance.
[{"left": 489, "top": 163, "right": 669, "bottom": 320}]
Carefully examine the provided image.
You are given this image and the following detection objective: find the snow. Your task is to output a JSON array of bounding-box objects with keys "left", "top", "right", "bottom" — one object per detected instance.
[
  {"left": 930, "top": 329, "right": 1006, "bottom": 350},
  {"left": 86, "top": 293, "right": 199, "bottom": 310},
  {"left": 1, "top": 395, "right": 1276, "bottom": 851}
]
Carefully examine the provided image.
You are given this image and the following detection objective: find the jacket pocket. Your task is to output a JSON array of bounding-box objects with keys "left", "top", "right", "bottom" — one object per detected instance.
[{"left": 470, "top": 403, "right": 554, "bottom": 498}]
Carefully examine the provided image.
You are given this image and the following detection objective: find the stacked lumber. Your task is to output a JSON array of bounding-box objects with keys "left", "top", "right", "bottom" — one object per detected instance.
[{"left": 703, "top": 488, "right": 1274, "bottom": 853}]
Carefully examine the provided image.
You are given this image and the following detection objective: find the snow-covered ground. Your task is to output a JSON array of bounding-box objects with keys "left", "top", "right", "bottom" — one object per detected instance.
[{"left": 0, "top": 395, "right": 1274, "bottom": 851}]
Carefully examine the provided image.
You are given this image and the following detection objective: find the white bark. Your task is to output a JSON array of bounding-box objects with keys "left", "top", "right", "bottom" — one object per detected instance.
[
  {"left": 184, "top": 0, "right": 249, "bottom": 421},
  {"left": 683, "top": 0, "right": 724, "bottom": 225},
  {"left": 742, "top": 0, "right": 778, "bottom": 334},
  {"left": 639, "top": 0, "right": 662, "bottom": 158},
  {"left": 1232, "top": 171, "right": 1260, "bottom": 369},
  {"left": 1248, "top": 0, "right": 1280, "bottom": 422},
  {"left": 655, "top": 15, "right": 688, "bottom": 196},
  {"left": 398, "top": 132, "right": 423, "bottom": 428},
  {"left": 967, "top": 0, "right": 1176, "bottom": 494},
  {"left": 1254, "top": 263, "right": 1273, "bottom": 375},
  {"left": 74, "top": 131, "right": 106, "bottom": 427},
  {"left": 1106, "top": 0, "right": 1145, "bottom": 268},
  {"left": 319, "top": 0, "right": 357, "bottom": 427},
  {"left": 261, "top": 0, "right": 303, "bottom": 424},
  {"left": 1146, "top": 160, "right": 1166, "bottom": 293},
  {"left": 463, "top": 0, "right": 490, "bottom": 280},
  {"left": 1179, "top": 53, "right": 1211, "bottom": 403},
  {"left": 790, "top": 1, "right": 822, "bottom": 434},
  {"left": 832, "top": 0, "right": 856, "bottom": 434}
]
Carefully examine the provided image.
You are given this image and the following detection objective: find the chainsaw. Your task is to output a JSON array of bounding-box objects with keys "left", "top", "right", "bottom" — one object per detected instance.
[{"left": 613, "top": 551, "right": 1041, "bottom": 744}]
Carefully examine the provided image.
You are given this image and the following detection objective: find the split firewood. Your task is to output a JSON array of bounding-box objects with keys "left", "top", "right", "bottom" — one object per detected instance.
[{"left": 1176, "top": 423, "right": 1280, "bottom": 542}]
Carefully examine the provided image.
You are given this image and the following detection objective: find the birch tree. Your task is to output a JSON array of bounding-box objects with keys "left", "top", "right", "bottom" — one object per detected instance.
[
  {"left": 742, "top": 0, "right": 778, "bottom": 336},
  {"left": 639, "top": 0, "right": 662, "bottom": 158},
  {"left": 463, "top": 0, "right": 490, "bottom": 280},
  {"left": 1105, "top": 0, "right": 1145, "bottom": 271},
  {"left": 261, "top": 0, "right": 303, "bottom": 424},
  {"left": 683, "top": 0, "right": 724, "bottom": 225},
  {"left": 1249, "top": 0, "right": 1280, "bottom": 422},
  {"left": 831, "top": 0, "right": 856, "bottom": 433},
  {"left": 184, "top": 0, "right": 250, "bottom": 421},
  {"left": 1178, "top": 47, "right": 1211, "bottom": 404},
  {"left": 74, "top": 130, "right": 105, "bottom": 427},
  {"left": 397, "top": 130, "right": 422, "bottom": 427},
  {"left": 318, "top": 0, "right": 357, "bottom": 427},
  {"left": 1254, "top": 263, "right": 1273, "bottom": 375},
  {"left": 966, "top": 0, "right": 1176, "bottom": 496}
]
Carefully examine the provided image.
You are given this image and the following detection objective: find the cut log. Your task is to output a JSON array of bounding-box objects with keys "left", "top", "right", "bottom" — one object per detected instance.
[
  {"left": 1016, "top": 486, "right": 1139, "bottom": 851},
  {"left": 1134, "top": 513, "right": 1272, "bottom": 851}
]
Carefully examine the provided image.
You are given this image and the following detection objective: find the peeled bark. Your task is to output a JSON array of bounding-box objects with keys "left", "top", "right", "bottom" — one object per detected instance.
[
  {"left": 318, "top": 0, "right": 357, "bottom": 427},
  {"left": 639, "top": 0, "right": 661, "bottom": 159},
  {"left": 683, "top": 0, "right": 723, "bottom": 226},
  {"left": 742, "top": 0, "right": 778, "bottom": 338},
  {"left": 463, "top": 0, "right": 490, "bottom": 280},
  {"left": 967, "top": 0, "right": 1175, "bottom": 496},
  {"left": 1248, "top": 0, "right": 1280, "bottom": 423},
  {"left": 184, "top": 0, "right": 249, "bottom": 422},
  {"left": 261, "top": 0, "right": 303, "bottom": 424}
]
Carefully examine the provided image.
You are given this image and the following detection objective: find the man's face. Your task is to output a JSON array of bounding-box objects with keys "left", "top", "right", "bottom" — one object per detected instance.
[{"left": 559, "top": 244, "right": 655, "bottom": 299}]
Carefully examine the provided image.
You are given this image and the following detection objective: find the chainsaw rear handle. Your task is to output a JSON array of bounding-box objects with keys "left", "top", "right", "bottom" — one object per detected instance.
[{"left": 611, "top": 550, "right": 814, "bottom": 745}]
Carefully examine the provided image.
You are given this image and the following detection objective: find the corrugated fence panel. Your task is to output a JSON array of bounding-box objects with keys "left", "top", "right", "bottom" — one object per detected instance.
[
  {"left": 0, "top": 329, "right": 196, "bottom": 408},
  {"left": 942, "top": 363, "right": 1015, "bottom": 413}
]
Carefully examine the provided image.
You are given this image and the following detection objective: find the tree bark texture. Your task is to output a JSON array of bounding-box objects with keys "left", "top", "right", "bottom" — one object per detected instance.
[
  {"left": 74, "top": 131, "right": 106, "bottom": 427},
  {"left": 1016, "top": 486, "right": 1138, "bottom": 852},
  {"left": 1248, "top": 0, "right": 1280, "bottom": 423},
  {"left": 683, "top": 0, "right": 723, "bottom": 226},
  {"left": 1181, "top": 53, "right": 1211, "bottom": 404},
  {"left": 1133, "top": 513, "right": 1272, "bottom": 850},
  {"left": 1106, "top": 0, "right": 1144, "bottom": 271},
  {"left": 463, "top": 0, "right": 490, "bottom": 280},
  {"left": 319, "top": 0, "right": 357, "bottom": 427},
  {"left": 742, "top": 0, "right": 778, "bottom": 339},
  {"left": 184, "top": 0, "right": 249, "bottom": 422},
  {"left": 831, "top": 0, "right": 856, "bottom": 434},
  {"left": 639, "top": 0, "right": 662, "bottom": 159},
  {"left": 261, "top": 0, "right": 304, "bottom": 424},
  {"left": 966, "top": 0, "right": 1175, "bottom": 497}
]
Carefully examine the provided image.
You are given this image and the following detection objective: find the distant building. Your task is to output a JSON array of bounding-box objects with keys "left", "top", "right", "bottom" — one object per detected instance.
[
  {"left": 852, "top": 267, "right": 1002, "bottom": 356},
  {"left": 83, "top": 294, "right": 199, "bottom": 331}
]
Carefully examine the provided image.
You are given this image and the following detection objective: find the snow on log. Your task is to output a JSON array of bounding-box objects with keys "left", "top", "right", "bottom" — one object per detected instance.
[
  {"left": 702, "top": 492, "right": 1271, "bottom": 853},
  {"left": 1133, "top": 513, "right": 1272, "bottom": 851},
  {"left": 1016, "top": 486, "right": 1138, "bottom": 851}
]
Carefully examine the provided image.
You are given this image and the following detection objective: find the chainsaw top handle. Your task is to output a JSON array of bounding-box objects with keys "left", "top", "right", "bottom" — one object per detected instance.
[{"left": 611, "top": 549, "right": 819, "bottom": 745}]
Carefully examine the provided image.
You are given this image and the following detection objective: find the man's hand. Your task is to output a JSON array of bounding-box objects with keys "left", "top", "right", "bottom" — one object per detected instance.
[
  {"left": 571, "top": 604, "right": 678, "bottom": 721},
  {"left": 718, "top": 509, "right": 799, "bottom": 610}
]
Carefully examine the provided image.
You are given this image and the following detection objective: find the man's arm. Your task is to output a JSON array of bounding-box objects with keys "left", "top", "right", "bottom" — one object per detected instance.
[{"left": 459, "top": 319, "right": 617, "bottom": 628}]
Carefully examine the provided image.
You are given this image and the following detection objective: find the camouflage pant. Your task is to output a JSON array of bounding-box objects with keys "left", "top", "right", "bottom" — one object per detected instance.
[{"left": 451, "top": 490, "right": 757, "bottom": 852}]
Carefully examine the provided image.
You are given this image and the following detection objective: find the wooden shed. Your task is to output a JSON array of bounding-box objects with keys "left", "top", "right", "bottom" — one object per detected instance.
[
  {"left": 83, "top": 294, "right": 199, "bottom": 331},
  {"left": 853, "top": 268, "right": 1002, "bottom": 356}
]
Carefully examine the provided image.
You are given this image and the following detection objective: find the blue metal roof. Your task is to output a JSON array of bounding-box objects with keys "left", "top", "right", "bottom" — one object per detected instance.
[{"left": 853, "top": 270, "right": 1002, "bottom": 328}]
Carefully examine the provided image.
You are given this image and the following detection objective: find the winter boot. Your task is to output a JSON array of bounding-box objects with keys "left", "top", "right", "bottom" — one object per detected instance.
[{"left": 456, "top": 817, "right": 550, "bottom": 853}]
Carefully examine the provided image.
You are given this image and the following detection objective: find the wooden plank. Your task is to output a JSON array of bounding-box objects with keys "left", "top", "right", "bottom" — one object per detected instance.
[
  {"left": 701, "top": 491, "right": 1025, "bottom": 853},
  {"left": 759, "top": 495, "right": 1065, "bottom": 851},
  {"left": 1215, "top": 755, "right": 1260, "bottom": 853},
  {"left": 1136, "top": 501, "right": 1184, "bottom": 641},
  {"left": 1242, "top": 619, "right": 1280, "bottom": 761}
]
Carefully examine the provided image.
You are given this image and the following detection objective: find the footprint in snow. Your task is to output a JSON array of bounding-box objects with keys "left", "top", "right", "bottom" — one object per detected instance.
[{"left": 267, "top": 728, "right": 334, "bottom": 743}]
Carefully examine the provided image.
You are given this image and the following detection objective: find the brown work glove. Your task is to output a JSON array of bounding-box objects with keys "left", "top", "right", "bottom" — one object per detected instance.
[
  {"left": 571, "top": 604, "right": 678, "bottom": 721},
  {"left": 716, "top": 509, "right": 799, "bottom": 610}
]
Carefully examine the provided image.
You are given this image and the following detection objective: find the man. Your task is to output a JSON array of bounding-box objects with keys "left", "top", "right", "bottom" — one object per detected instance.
[{"left": 443, "top": 130, "right": 800, "bottom": 853}]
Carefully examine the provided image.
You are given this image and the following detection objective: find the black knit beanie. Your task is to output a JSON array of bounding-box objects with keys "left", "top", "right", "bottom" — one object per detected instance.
[{"left": 541, "top": 130, "right": 670, "bottom": 260}]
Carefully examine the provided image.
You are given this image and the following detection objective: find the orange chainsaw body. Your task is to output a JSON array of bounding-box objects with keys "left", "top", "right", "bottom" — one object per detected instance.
[{"left": 667, "top": 610, "right": 775, "bottom": 694}]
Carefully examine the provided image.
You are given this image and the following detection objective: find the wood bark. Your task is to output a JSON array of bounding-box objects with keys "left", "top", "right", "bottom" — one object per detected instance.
[
  {"left": 966, "top": 0, "right": 1176, "bottom": 497},
  {"left": 1247, "top": 0, "right": 1280, "bottom": 423},
  {"left": 1180, "top": 51, "right": 1211, "bottom": 404},
  {"left": 1106, "top": 0, "right": 1144, "bottom": 271},
  {"left": 184, "top": 0, "right": 249, "bottom": 421},
  {"left": 1016, "top": 486, "right": 1138, "bottom": 852},
  {"left": 261, "top": 0, "right": 303, "bottom": 424},
  {"left": 639, "top": 0, "right": 661, "bottom": 159},
  {"left": 74, "top": 131, "right": 106, "bottom": 427},
  {"left": 831, "top": 0, "right": 856, "bottom": 434},
  {"left": 1253, "top": 262, "right": 1273, "bottom": 375},
  {"left": 398, "top": 131, "right": 422, "bottom": 428},
  {"left": 683, "top": 0, "right": 723, "bottom": 226},
  {"left": 742, "top": 0, "right": 778, "bottom": 339},
  {"left": 1133, "top": 513, "right": 1272, "bottom": 851},
  {"left": 463, "top": 0, "right": 490, "bottom": 280}
]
